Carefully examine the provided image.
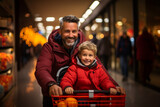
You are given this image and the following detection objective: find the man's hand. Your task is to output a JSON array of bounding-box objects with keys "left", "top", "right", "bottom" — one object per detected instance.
[
  {"left": 116, "top": 87, "right": 126, "bottom": 94},
  {"left": 49, "top": 84, "right": 63, "bottom": 96}
]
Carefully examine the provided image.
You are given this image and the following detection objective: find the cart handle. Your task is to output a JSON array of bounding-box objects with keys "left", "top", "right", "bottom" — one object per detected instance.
[{"left": 63, "top": 90, "right": 121, "bottom": 95}]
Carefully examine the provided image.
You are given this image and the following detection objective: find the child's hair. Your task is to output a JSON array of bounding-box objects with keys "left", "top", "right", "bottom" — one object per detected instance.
[{"left": 78, "top": 41, "right": 97, "bottom": 55}]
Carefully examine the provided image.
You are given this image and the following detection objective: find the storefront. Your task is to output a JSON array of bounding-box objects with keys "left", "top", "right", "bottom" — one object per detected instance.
[{"left": 81, "top": 0, "right": 160, "bottom": 90}]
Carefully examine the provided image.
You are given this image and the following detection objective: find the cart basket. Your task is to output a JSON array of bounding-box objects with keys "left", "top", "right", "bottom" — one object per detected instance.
[{"left": 51, "top": 90, "right": 126, "bottom": 107}]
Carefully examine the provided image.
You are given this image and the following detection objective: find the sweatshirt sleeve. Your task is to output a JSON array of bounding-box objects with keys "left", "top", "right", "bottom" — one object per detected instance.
[
  {"left": 35, "top": 43, "right": 56, "bottom": 92},
  {"left": 60, "top": 65, "right": 77, "bottom": 90}
]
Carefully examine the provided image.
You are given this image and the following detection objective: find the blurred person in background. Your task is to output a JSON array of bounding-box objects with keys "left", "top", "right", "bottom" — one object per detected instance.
[
  {"left": 97, "top": 32, "right": 112, "bottom": 70},
  {"left": 35, "top": 15, "right": 125, "bottom": 107},
  {"left": 116, "top": 31, "right": 132, "bottom": 81},
  {"left": 91, "top": 32, "right": 98, "bottom": 45},
  {"left": 136, "top": 27, "right": 156, "bottom": 85}
]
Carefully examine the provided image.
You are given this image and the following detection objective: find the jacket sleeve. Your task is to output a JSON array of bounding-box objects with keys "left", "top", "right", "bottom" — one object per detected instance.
[
  {"left": 96, "top": 57, "right": 119, "bottom": 86},
  {"left": 35, "top": 43, "right": 56, "bottom": 92},
  {"left": 99, "top": 68, "right": 116, "bottom": 90},
  {"left": 60, "top": 65, "right": 77, "bottom": 90}
]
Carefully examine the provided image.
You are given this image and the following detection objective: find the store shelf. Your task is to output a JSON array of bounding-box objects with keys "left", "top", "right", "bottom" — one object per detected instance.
[
  {"left": 0, "top": 68, "right": 12, "bottom": 74},
  {"left": 0, "top": 84, "right": 15, "bottom": 106},
  {"left": 0, "top": 0, "right": 15, "bottom": 103},
  {"left": 0, "top": 27, "right": 11, "bottom": 30},
  {"left": 0, "top": 27, "right": 13, "bottom": 32},
  {"left": 0, "top": 46, "right": 13, "bottom": 49}
]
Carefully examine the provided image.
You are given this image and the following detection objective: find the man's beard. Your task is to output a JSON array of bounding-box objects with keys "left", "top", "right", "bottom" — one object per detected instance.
[
  {"left": 62, "top": 37, "right": 77, "bottom": 48},
  {"left": 65, "top": 41, "right": 75, "bottom": 47}
]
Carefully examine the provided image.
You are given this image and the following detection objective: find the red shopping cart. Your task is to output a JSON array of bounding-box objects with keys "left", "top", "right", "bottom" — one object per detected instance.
[{"left": 52, "top": 90, "right": 126, "bottom": 107}]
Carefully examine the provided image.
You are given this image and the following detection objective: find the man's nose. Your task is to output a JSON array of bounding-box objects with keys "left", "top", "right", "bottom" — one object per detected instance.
[{"left": 69, "top": 32, "right": 74, "bottom": 37}]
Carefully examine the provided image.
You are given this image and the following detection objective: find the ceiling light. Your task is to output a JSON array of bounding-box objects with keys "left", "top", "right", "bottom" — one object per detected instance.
[
  {"left": 117, "top": 21, "right": 123, "bottom": 26},
  {"left": 46, "top": 26, "right": 53, "bottom": 31},
  {"left": 37, "top": 23, "right": 44, "bottom": 29},
  {"left": 95, "top": 18, "right": 102, "bottom": 23},
  {"left": 88, "top": 34, "right": 93, "bottom": 39},
  {"left": 39, "top": 29, "right": 45, "bottom": 34},
  {"left": 82, "top": 9, "right": 93, "bottom": 19},
  {"left": 46, "top": 17, "right": 55, "bottom": 22},
  {"left": 100, "top": 33, "right": 104, "bottom": 39},
  {"left": 104, "top": 27, "right": 109, "bottom": 31},
  {"left": 157, "top": 30, "right": 160, "bottom": 34},
  {"left": 59, "top": 17, "right": 63, "bottom": 21},
  {"left": 55, "top": 26, "right": 60, "bottom": 29},
  {"left": 89, "top": 0, "right": 100, "bottom": 10},
  {"left": 25, "top": 13, "right": 30, "bottom": 17},
  {"left": 35, "top": 17, "right": 42, "bottom": 21},
  {"left": 85, "top": 26, "right": 90, "bottom": 31},
  {"left": 104, "top": 18, "right": 109, "bottom": 23},
  {"left": 85, "top": 9, "right": 92, "bottom": 16},
  {"left": 82, "top": 14, "right": 89, "bottom": 19},
  {"left": 91, "top": 23, "right": 98, "bottom": 31},
  {"left": 79, "top": 18, "right": 85, "bottom": 23}
]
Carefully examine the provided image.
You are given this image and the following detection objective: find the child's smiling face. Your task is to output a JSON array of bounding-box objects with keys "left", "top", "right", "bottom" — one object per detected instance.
[{"left": 79, "top": 49, "right": 96, "bottom": 66}]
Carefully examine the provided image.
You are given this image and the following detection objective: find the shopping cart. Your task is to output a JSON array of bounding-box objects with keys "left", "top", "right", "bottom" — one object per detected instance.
[
  {"left": 53, "top": 66, "right": 126, "bottom": 106},
  {"left": 51, "top": 90, "right": 126, "bottom": 107}
]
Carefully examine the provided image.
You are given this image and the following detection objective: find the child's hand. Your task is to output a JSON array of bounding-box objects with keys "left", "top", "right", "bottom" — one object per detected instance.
[
  {"left": 110, "top": 88, "right": 117, "bottom": 95},
  {"left": 65, "top": 87, "right": 74, "bottom": 94}
]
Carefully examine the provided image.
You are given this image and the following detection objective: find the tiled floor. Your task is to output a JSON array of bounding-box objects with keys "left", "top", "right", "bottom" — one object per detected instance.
[
  {"left": 109, "top": 71, "right": 160, "bottom": 107},
  {"left": 16, "top": 57, "right": 42, "bottom": 107},
  {"left": 1, "top": 57, "right": 160, "bottom": 107}
]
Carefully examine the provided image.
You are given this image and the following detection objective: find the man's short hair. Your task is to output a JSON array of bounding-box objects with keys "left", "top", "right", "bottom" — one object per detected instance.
[
  {"left": 60, "top": 15, "right": 79, "bottom": 29},
  {"left": 78, "top": 41, "right": 97, "bottom": 56}
]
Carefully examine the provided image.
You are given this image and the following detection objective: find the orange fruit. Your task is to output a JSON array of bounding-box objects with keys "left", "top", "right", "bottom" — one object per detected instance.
[
  {"left": 57, "top": 100, "right": 67, "bottom": 107},
  {"left": 65, "top": 97, "right": 78, "bottom": 107}
]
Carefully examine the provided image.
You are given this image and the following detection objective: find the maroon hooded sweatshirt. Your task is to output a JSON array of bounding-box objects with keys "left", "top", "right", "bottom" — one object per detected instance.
[{"left": 35, "top": 29, "right": 118, "bottom": 96}]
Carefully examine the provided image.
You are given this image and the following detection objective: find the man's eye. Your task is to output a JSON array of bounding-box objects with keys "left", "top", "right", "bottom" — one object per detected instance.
[
  {"left": 72, "top": 30, "right": 77, "bottom": 33},
  {"left": 65, "top": 30, "right": 70, "bottom": 33}
]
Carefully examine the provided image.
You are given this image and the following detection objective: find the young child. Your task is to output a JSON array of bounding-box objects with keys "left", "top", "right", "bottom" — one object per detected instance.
[{"left": 60, "top": 41, "right": 117, "bottom": 95}]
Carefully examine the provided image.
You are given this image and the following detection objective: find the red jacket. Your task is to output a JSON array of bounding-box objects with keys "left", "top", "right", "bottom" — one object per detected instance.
[
  {"left": 35, "top": 29, "right": 118, "bottom": 96},
  {"left": 60, "top": 57, "right": 116, "bottom": 95}
]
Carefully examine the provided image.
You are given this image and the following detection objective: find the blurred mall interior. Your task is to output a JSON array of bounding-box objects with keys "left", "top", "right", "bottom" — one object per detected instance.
[{"left": 0, "top": 0, "right": 160, "bottom": 107}]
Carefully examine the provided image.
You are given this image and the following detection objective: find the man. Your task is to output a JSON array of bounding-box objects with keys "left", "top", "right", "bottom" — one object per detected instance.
[
  {"left": 136, "top": 27, "right": 156, "bottom": 85},
  {"left": 35, "top": 15, "right": 125, "bottom": 107},
  {"left": 116, "top": 32, "right": 132, "bottom": 81},
  {"left": 97, "top": 31, "right": 112, "bottom": 70}
]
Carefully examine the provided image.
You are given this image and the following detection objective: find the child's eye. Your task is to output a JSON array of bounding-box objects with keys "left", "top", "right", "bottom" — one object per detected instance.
[
  {"left": 89, "top": 54, "right": 93, "bottom": 57},
  {"left": 82, "top": 54, "right": 87, "bottom": 56}
]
